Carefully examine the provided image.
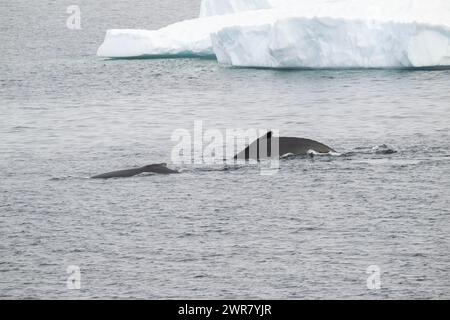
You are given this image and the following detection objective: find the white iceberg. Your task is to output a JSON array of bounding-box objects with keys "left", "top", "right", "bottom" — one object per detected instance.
[
  {"left": 97, "top": 0, "right": 450, "bottom": 68},
  {"left": 200, "top": 0, "right": 450, "bottom": 24},
  {"left": 97, "top": 9, "right": 279, "bottom": 58},
  {"left": 213, "top": 18, "right": 450, "bottom": 68},
  {"left": 199, "top": 0, "right": 272, "bottom": 17}
]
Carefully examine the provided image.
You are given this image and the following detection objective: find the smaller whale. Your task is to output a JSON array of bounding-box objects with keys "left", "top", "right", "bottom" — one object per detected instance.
[
  {"left": 91, "top": 163, "right": 178, "bottom": 179},
  {"left": 234, "top": 131, "right": 336, "bottom": 160}
]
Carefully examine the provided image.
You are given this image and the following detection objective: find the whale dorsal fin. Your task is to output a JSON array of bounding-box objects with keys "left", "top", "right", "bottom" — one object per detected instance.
[{"left": 233, "top": 131, "right": 274, "bottom": 160}]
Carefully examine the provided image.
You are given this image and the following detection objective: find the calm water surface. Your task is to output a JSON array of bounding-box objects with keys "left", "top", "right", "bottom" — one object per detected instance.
[{"left": 0, "top": 1, "right": 449, "bottom": 299}]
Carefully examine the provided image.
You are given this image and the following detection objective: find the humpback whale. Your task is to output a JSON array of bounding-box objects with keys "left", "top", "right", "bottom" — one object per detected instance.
[
  {"left": 234, "top": 131, "right": 336, "bottom": 160},
  {"left": 90, "top": 133, "right": 335, "bottom": 179},
  {"left": 91, "top": 163, "right": 178, "bottom": 179}
]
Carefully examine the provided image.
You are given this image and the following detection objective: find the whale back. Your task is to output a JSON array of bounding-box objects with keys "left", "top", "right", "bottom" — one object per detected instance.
[
  {"left": 279, "top": 137, "right": 336, "bottom": 156},
  {"left": 142, "top": 163, "right": 179, "bottom": 174},
  {"left": 234, "top": 131, "right": 335, "bottom": 160},
  {"left": 91, "top": 167, "right": 145, "bottom": 179},
  {"left": 91, "top": 163, "right": 178, "bottom": 179}
]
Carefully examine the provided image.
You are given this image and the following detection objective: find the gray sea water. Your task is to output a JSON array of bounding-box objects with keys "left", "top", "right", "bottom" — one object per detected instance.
[{"left": 1, "top": 1, "right": 449, "bottom": 299}]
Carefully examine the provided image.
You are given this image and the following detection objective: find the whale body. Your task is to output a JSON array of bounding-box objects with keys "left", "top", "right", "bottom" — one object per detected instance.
[
  {"left": 234, "top": 131, "right": 336, "bottom": 160},
  {"left": 91, "top": 163, "right": 178, "bottom": 179}
]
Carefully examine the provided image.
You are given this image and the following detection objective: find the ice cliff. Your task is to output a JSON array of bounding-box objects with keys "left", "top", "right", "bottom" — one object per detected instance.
[{"left": 97, "top": 0, "right": 450, "bottom": 68}]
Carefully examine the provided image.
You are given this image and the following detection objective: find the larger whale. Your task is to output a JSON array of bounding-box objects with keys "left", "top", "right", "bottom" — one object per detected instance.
[
  {"left": 91, "top": 163, "right": 178, "bottom": 179},
  {"left": 234, "top": 131, "right": 336, "bottom": 160}
]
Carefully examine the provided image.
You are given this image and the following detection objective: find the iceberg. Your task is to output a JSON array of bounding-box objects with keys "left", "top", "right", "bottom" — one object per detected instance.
[
  {"left": 200, "top": 0, "right": 450, "bottom": 24},
  {"left": 97, "top": 0, "right": 450, "bottom": 68},
  {"left": 199, "top": 0, "right": 272, "bottom": 17},
  {"left": 97, "top": 9, "right": 279, "bottom": 58},
  {"left": 213, "top": 18, "right": 450, "bottom": 68}
]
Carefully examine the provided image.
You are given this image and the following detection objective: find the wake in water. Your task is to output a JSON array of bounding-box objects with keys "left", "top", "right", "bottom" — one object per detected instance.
[{"left": 342, "top": 144, "right": 398, "bottom": 157}]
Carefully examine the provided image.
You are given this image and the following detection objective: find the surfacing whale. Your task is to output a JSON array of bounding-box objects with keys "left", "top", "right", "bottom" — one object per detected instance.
[
  {"left": 234, "top": 131, "right": 336, "bottom": 160},
  {"left": 91, "top": 133, "right": 335, "bottom": 179},
  {"left": 91, "top": 163, "right": 178, "bottom": 179}
]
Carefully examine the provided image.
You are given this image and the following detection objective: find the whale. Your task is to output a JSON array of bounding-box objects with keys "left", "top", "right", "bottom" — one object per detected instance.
[
  {"left": 234, "top": 131, "right": 336, "bottom": 160},
  {"left": 91, "top": 163, "right": 178, "bottom": 179}
]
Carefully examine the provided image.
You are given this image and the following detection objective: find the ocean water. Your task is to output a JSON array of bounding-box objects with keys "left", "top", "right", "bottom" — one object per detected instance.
[{"left": 0, "top": 1, "right": 449, "bottom": 299}]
